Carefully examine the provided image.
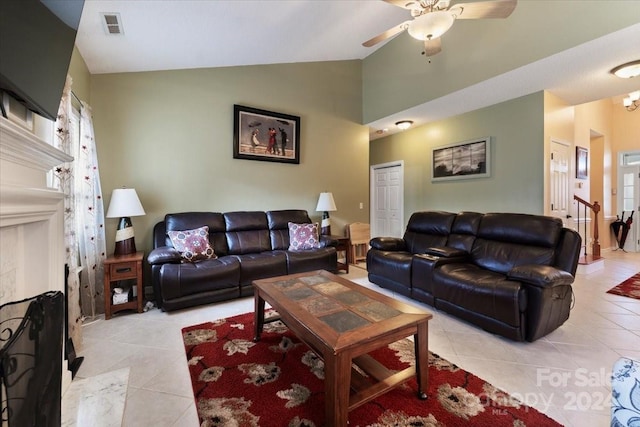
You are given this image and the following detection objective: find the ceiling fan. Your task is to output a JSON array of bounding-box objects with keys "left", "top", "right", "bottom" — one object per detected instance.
[{"left": 363, "top": 0, "right": 517, "bottom": 57}]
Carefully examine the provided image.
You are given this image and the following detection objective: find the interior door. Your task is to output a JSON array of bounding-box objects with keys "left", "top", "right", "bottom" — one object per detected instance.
[
  {"left": 370, "top": 162, "right": 404, "bottom": 238},
  {"left": 618, "top": 165, "right": 640, "bottom": 252},
  {"left": 550, "top": 140, "right": 571, "bottom": 224}
]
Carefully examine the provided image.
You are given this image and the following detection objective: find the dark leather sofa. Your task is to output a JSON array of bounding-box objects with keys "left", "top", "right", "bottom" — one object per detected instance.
[
  {"left": 148, "top": 210, "right": 337, "bottom": 311},
  {"left": 367, "top": 211, "right": 582, "bottom": 342}
]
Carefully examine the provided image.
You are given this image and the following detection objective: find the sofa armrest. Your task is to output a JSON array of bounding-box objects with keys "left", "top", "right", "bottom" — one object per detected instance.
[
  {"left": 148, "top": 246, "right": 182, "bottom": 265},
  {"left": 508, "top": 264, "right": 574, "bottom": 288},
  {"left": 369, "top": 237, "right": 407, "bottom": 251},
  {"left": 319, "top": 235, "right": 337, "bottom": 248},
  {"left": 425, "top": 246, "right": 468, "bottom": 258}
]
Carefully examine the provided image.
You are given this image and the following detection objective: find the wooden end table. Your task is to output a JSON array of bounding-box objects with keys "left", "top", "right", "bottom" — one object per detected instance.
[
  {"left": 253, "top": 270, "right": 432, "bottom": 426},
  {"left": 103, "top": 251, "right": 144, "bottom": 319},
  {"left": 327, "top": 235, "right": 350, "bottom": 273}
]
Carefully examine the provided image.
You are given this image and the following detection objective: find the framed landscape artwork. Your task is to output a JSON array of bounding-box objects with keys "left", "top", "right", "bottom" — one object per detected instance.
[
  {"left": 233, "top": 104, "right": 300, "bottom": 164},
  {"left": 432, "top": 137, "right": 491, "bottom": 182}
]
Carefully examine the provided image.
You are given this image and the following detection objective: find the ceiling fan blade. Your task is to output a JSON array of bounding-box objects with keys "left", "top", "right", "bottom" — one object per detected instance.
[
  {"left": 363, "top": 21, "right": 411, "bottom": 47},
  {"left": 451, "top": 0, "right": 517, "bottom": 19},
  {"left": 423, "top": 37, "right": 442, "bottom": 56}
]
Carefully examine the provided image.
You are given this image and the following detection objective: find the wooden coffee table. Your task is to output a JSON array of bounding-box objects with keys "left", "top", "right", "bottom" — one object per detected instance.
[{"left": 253, "top": 270, "right": 432, "bottom": 426}]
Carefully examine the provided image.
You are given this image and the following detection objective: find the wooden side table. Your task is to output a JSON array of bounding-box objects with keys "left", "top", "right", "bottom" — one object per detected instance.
[
  {"left": 327, "top": 235, "right": 351, "bottom": 273},
  {"left": 103, "top": 251, "right": 144, "bottom": 320}
]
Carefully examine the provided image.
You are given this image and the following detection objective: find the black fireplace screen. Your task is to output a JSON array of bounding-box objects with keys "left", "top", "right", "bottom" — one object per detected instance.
[{"left": 1, "top": 291, "right": 64, "bottom": 427}]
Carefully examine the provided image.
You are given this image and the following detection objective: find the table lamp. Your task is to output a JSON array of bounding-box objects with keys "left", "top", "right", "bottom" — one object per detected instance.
[
  {"left": 106, "top": 188, "right": 146, "bottom": 256},
  {"left": 316, "top": 192, "right": 337, "bottom": 236}
]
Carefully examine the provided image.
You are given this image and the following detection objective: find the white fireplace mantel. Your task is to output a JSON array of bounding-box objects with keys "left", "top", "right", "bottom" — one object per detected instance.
[
  {"left": 0, "top": 116, "right": 72, "bottom": 172},
  {"left": 0, "top": 114, "right": 74, "bottom": 392}
]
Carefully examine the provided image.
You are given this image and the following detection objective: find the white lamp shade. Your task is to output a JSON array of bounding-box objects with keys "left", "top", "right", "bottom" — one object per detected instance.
[
  {"left": 106, "top": 188, "right": 146, "bottom": 218},
  {"left": 316, "top": 192, "right": 337, "bottom": 212},
  {"left": 407, "top": 11, "right": 455, "bottom": 41}
]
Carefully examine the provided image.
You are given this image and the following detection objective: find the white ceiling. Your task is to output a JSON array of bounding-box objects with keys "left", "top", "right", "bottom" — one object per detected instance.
[
  {"left": 75, "top": 1, "right": 640, "bottom": 136},
  {"left": 76, "top": 0, "right": 408, "bottom": 73}
]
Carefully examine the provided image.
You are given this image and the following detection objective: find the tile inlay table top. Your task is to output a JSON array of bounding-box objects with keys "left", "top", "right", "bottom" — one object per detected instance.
[{"left": 253, "top": 269, "right": 432, "bottom": 426}]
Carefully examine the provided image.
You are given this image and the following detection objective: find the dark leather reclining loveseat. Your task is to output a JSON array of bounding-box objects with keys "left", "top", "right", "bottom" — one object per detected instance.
[
  {"left": 367, "top": 211, "right": 582, "bottom": 342},
  {"left": 148, "top": 210, "right": 337, "bottom": 311}
]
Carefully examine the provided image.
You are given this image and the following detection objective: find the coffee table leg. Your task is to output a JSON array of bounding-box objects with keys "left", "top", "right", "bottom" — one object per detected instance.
[
  {"left": 414, "top": 322, "right": 429, "bottom": 400},
  {"left": 254, "top": 292, "right": 265, "bottom": 342},
  {"left": 324, "top": 353, "right": 351, "bottom": 426}
]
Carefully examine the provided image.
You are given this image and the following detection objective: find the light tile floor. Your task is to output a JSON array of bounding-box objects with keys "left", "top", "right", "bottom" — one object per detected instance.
[{"left": 72, "top": 250, "right": 640, "bottom": 426}]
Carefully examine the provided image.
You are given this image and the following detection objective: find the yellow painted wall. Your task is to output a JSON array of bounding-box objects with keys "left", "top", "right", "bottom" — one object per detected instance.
[
  {"left": 612, "top": 104, "right": 640, "bottom": 250},
  {"left": 543, "top": 91, "right": 574, "bottom": 217},
  {"left": 574, "top": 99, "right": 614, "bottom": 250},
  {"left": 612, "top": 106, "right": 640, "bottom": 153}
]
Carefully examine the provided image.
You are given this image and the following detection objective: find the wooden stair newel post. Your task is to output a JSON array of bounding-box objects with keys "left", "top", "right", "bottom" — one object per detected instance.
[{"left": 592, "top": 201, "right": 601, "bottom": 258}]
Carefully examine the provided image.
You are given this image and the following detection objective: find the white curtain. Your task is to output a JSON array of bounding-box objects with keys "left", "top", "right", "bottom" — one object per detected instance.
[
  {"left": 54, "top": 75, "right": 107, "bottom": 327},
  {"left": 53, "top": 75, "right": 83, "bottom": 346},
  {"left": 77, "top": 101, "right": 106, "bottom": 319}
]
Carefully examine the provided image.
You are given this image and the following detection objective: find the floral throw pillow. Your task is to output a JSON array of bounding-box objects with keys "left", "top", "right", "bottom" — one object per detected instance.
[
  {"left": 167, "top": 226, "right": 216, "bottom": 262},
  {"left": 288, "top": 222, "right": 320, "bottom": 251},
  {"left": 611, "top": 357, "right": 640, "bottom": 426}
]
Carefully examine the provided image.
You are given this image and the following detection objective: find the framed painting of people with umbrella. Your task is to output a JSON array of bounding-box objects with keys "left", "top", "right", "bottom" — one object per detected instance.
[{"left": 233, "top": 104, "right": 300, "bottom": 164}]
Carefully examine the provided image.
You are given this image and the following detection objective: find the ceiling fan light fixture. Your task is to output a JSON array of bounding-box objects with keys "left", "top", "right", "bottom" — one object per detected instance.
[
  {"left": 407, "top": 11, "right": 455, "bottom": 41},
  {"left": 623, "top": 90, "right": 640, "bottom": 112},
  {"left": 395, "top": 120, "right": 414, "bottom": 130},
  {"left": 611, "top": 60, "right": 640, "bottom": 79}
]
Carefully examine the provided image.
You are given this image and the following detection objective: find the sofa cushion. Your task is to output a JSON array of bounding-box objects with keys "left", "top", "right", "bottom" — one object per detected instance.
[
  {"left": 283, "top": 247, "right": 337, "bottom": 274},
  {"left": 267, "top": 210, "right": 311, "bottom": 250},
  {"left": 159, "top": 257, "right": 240, "bottom": 300},
  {"left": 433, "top": 263, "right": 527, "bottom": 327},
  {"left": 471, "top": 239, "right": 557, "bottom": 275},
  {"left": 167, "top": 226, "right": 216, "bottom": 262},
  {"left": 165, "top": 212, "right": 228, "bottom": 256},
  {"left": 477, "top": 213, "right": 562, "bottom": 247},
  {"left": 288, "top": 222, "right": 320, "bottom": 250},
  {"left": 446, "top": 211, "right": 482, "bottom": 252},
  {"left": 403, "top": 211, "right": 456, "bottom": 253},
  {"left": 231, "top": 252, "right": 288, "bottom": 285},
  {"left": 224, "top": 211, "right": 272, "bottom": 254},
  {"left": 367, "top": 250, "right": 413, "bottom": 287}
]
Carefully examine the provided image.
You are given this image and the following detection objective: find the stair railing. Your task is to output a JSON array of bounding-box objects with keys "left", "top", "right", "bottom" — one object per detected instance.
[{"left": 573, "top": 195, "right": 601, "bottom": 258}]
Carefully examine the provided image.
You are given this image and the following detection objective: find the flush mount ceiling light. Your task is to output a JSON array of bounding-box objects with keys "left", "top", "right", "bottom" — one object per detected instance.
[
  {"left": 611, "top": 60, "right": 640, "bottom": 79},
  {"left": 395, "top": 120, "right": 414, "bottom": 130}
]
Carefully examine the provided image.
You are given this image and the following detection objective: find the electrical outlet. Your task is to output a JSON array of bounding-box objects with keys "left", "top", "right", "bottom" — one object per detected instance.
[{"left": 359, "top": 202, "right": 363, "bottom": 209}]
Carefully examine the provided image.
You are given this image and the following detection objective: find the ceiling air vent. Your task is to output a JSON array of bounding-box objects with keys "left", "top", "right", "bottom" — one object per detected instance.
[{"left": 101, "top": 12, "right": 124, "bottom": 35}]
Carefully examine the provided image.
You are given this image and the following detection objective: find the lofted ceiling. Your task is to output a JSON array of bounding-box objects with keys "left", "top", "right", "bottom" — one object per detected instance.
[{"left": 74, "top": 1, "right": 640, "bottom": 138}]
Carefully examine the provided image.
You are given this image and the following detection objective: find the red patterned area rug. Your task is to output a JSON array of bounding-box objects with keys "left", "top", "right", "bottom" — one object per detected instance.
[
  {"left": 182, "top": 312, "right": 560, "bottom": 426},
  {"left": 607, "top": 273, "right": 640, "bottom": 300}
]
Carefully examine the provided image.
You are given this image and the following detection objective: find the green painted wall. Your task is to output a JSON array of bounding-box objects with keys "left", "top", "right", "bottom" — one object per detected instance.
[
  {"left": 89, "top": 61, "right": 370, "bottom": 254},
  {"left": 370, "top": 92, "right": 544, "bottom": 220},
  {"left": 68, "top": 47, "right": 90, "bottom": 102},
  {"left": 362, "top": 2, "right": 640, "bottom": 123}
]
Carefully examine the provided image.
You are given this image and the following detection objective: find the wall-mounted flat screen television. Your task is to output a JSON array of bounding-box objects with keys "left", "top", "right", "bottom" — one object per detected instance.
[{"left": 0, "top": 0, "right": 85, "bottom": 121}]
